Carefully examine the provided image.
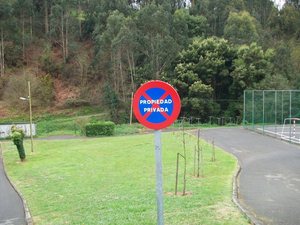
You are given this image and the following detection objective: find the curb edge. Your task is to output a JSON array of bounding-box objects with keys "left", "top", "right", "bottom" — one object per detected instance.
[
  {"left": 0, "top": 142, "right": 33, "bottom": 225},
  {"left": 232, "top": 160, "right": 263, "bottom": 225}
]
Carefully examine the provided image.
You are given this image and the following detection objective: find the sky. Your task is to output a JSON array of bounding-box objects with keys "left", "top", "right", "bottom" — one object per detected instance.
[
  {"left": 183, "top": 1, "right": 287, "bottom": 10},
  {"left": 272, "top": 0, "right": 286, "bottom": 10}
]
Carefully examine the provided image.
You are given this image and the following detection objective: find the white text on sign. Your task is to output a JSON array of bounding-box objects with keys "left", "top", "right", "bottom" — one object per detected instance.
[
  {"left": 144, "top": 107, "right": 169, "bottom": 112},
  {"left": 140, "top": 99, "right": 173, "bottom": 104}
]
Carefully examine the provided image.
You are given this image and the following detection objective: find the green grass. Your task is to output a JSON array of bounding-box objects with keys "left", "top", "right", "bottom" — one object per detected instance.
[
  {"left": 2, "top": 132, "right": 249, "bottom": 225},
  {"left": 35, "top": 113, "right": 110, "bottom": 137}
]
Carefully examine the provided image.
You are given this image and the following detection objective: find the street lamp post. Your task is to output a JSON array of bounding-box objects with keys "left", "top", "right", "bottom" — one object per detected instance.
[{"left": 20, "top": 81, "right": 33, "bottom": 152}]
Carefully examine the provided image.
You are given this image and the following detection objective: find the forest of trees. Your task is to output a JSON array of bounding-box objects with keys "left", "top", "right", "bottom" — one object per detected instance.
[{"left": 0, "top": 0, "right": 300, "bottom": 123}]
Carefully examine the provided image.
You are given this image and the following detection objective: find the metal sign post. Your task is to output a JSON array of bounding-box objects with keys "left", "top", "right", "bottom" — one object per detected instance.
[
  {"left": 154, "top": 130, "right": 164, "bottom": 225},
  {"left": 133, "top": 80, "right": 181, "bottom": 225}
]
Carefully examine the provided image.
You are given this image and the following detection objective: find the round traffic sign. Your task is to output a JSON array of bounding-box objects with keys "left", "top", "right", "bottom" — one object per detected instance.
[{"left": 133, "top": 80, "right": 181, "bottom": 130}]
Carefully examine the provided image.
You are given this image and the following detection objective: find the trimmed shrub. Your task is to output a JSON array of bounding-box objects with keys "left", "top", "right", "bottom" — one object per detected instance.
[{"left": 85, "top": 121, "right": 115, "bottom": 137}]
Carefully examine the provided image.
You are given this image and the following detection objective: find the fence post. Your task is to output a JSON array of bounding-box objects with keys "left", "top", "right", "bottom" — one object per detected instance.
[
  {"left": 252, "top": 90, "right": 255, "bottom": 130},
  {"left": 275, "top": 91, "right": 277, "bottom": 136},
  {"left": 289, "top": 90, "right": 292, "bottom": 142},
  {"left": 263, "top": 90, "right": 265, "bottom": 134},
  {"left": 243, "top": 90, "right": 246, "bottom": 126}
]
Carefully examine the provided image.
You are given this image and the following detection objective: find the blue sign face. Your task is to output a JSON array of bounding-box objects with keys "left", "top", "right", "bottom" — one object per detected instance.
[{"left": 138, "top": 88, "right": 174, "bottom": 124}]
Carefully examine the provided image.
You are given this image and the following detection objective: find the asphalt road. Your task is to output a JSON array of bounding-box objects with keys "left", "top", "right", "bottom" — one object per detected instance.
[
  {"left": 195, "top": 127, "right": 300, "bottom": 225},
  {"left": 0, "top": 146, "right": 26, "bottom": 225}
]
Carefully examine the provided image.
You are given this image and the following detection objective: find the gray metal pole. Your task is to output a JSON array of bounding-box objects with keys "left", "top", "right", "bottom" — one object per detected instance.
[
  {"left": 262, "top": 90, "right": 265, "bottom": 134},
  {"left": 289, "top": 91, "right": 292, "bottom": 142},
  {"left": 154, "top": 130, "right": 164, "bottom": 225},
  {"left": 289, "top": 90, "right": 292, "bottom": 119},
  {"left": 252, "top": 90, "right": 255, "bottom": 130},
  {"left": 242, "top": 90, "right": 246, "bottom": 127},
  {"left": 275, "top": 91, "right": 277, "bottom": 136},
  {"left": 281, "top": 91, "right": 284, "bottom": 124}
]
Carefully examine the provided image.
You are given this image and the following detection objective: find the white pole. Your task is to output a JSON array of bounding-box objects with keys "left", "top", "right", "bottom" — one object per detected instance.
[{"left": 293, "top": 119, "right": 296, "bottom": 138}]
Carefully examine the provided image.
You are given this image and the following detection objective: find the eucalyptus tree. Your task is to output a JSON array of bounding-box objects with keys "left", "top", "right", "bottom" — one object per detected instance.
[
  {"left": 93, "top": 11, "right": 128, "bottom": 101},
  {"left": 113, "top": 17, "right": 139, "bottom": 92},
  {"left": 279, "top": 4, "right": 300, "bottom": 36},
  {"left": 286, "top": 0, "right": 300, "bottom": 9},
  {"left": 50, "top": 0, "right": 80, "bottom": 63},
  {"left": 224, "top": 11, "right": 260, "bottom": 45},
  {"left": 93, "top": 9, "right": 135, "bottom": 122},
  {"left": 0, "top": 0, "right": 15, "bottom": 76},
  {"left": 226, "top": 0, "right": 246, "bottom": 12},
  {"left": 245, "top": 0, "right": 276, "bottom": 28},
  {"left": 173, "top": 8, "right": 208, "bottom": 45},
  {"left": 43, "top": 0, "right": 51, "bottom": 34},
  {"left": 13, "top": 0, "right": 34, "bottom": 63},
  {"left": 135, "top": 3, "right": 179, "bottom": 81}
]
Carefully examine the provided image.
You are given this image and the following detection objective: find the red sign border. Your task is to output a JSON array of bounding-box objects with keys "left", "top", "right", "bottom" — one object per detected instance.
[{"left": 133, "top": 80, "right": 181, "bottom": 130}]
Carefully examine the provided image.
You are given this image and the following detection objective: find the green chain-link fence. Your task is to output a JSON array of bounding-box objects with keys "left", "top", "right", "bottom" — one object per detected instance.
[{"left": 243, "top": 90, "right": 300, "bottom": 143}]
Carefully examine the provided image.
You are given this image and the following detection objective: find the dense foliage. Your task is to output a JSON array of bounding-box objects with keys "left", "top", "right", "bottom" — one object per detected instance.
[
  {"left": 0, "top": 0, "right": 299, "bottom": 122},
  {"left": 85, "top": 121, "right": 115, "bottom": 136}
]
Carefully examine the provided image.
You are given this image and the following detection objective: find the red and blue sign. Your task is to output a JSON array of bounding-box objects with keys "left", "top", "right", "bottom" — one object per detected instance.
[{"left": 133, "top": 80, "right": 181, "bottom": 130}]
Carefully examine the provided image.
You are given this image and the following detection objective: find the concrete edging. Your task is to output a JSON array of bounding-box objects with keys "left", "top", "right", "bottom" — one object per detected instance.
[
  {"left": 232, "top": 160, "right": 262, "bottom": 225},
  {"left": 0, "top": 142, "right": 33, "bottom": 225}
]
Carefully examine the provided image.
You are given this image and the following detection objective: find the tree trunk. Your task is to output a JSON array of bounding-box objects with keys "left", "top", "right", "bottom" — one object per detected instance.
[
  {"left": 78, "top": 3, "right": 82, "bottom": 39},
  {"left": 111, "top": 53, "right": 117, "bottom": 92},
  {"left": 30, "top": 16, "right": 33, "bottom": 40},
  {"left": 118, "top": 50, "right": 125, "bottom": 102},
  {"left": 44, "top": 0, "right": 49, "bottom": 34},
  {"left": 131, "top": 52, "right": 136, "bottom": 88},
  {"left": 127, "top": 51, "right": 134, "bottom": 92},
  {"left": 61, "top": 10, "right": 66, "bottom": 63},
  {"left": 155, "top": 41, "right": 160, "bottom": 79},
  {"left": 22, "top": 12, "right": 26, "bottom": 64},
  {"left": 0, "top": 29, "right": 4, "bottom": 77},
  {"left": 65, "top": 12, "right": 69, "bottom": 60}
]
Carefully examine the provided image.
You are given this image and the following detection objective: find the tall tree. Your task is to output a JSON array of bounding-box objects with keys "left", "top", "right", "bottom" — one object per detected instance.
[
  {"left": 14, "top": 0, "right": 34, "bottom": 63},
  {"left": 224, "top": 11, "right": 260, "bottom": 45},
  {"left": 44, "top": 0, "right": 50, "bottom": 34},
  {"left": 279, "top": 4, "right": 300, "bottom": 36},
  {"left": 50, "top": 0, "right": 78, "bottom": 63},
  {"left": 230, "top": 43, "right": 274, "bottom": 96},
  {"left": 171, "top": 37, "right": 236, "bottom": 119},
  {"left": 0, "top": 0, "right": 14, "bottom": 76},
  {"left": 93, "top": 10, "right": 127, "bottom": 100},
  {"left": 246, "top": 0, "right": 276, "bottom": 28},
  {"left": 173, "top": 8, "right": 208, "bottom": 45},
  {"left": 135, "top": 4, "right": 179, "bottom": 81}
]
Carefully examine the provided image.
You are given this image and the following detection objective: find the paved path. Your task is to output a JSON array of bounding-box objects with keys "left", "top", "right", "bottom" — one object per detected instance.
[
  {"left": 0, "top": 144, "right": 27, "bottom": 225},
  {"left": 194, "top": 127, "right": 300, "bottom": 225}
]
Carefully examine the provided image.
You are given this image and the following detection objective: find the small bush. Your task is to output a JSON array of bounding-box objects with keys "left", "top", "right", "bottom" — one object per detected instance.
[{"left": 85, "top": 121, "right": 115, "bottom": 137}]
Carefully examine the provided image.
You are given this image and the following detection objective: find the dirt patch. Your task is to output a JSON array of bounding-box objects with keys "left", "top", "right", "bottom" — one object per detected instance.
[
  {"left": 54, "top": 79, "right": 80, "bottom": 106},
  {"left": 0, "top": 101, "right": 10, "bottom": 117}
]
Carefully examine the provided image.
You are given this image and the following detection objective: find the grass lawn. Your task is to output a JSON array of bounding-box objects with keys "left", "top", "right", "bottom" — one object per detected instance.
[{"left": 2, "top": 132, "right": 249, "bottom": 225}]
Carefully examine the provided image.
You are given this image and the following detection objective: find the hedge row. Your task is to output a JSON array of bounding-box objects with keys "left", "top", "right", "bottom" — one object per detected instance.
[{"left": 85, "top": 121, "right": 115, "bottom": 137}]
